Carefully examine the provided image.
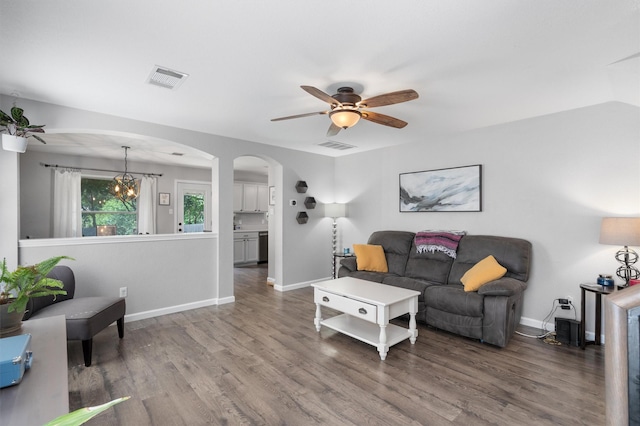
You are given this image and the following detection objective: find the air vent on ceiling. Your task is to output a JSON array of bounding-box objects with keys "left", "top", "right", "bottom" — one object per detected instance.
[
  {"left": 146, "top": 65, "right": 189, "bottom": 90},
  {"left": 316, "top": 141, "right": 356, "bottom": 151}
]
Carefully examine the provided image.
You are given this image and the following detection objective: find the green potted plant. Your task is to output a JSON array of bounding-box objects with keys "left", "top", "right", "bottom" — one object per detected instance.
[
  {"left": 0, "top": 106, "right": 46, "bottom": 153},
  {"left": 0, "top": 256, "right": 72, "bottom": 334}
]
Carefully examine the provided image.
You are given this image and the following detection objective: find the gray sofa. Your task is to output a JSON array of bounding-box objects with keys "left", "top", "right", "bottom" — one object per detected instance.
[{"left": 338, "top": 231, "right": 532, "bottom": 347}]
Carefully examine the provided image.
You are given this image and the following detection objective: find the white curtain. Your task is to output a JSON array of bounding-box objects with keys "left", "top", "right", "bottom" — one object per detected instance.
[
  {"left": 137, "top": 176, "right": 157, "bottom": 234},
  {"left": 53, "top": 169, "right": 82, "bottom": 238}
]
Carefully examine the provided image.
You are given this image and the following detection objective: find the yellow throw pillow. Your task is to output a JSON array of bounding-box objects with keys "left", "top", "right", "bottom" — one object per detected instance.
[
  {"left": 353, "top": 244, "right": 388, "bottom": 273},
  {"left": 461, "top": 255, "right": 507, "bottom": 292}
]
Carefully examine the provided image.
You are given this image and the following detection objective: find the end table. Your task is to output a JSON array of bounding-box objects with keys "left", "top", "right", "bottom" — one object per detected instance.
[
  {"left": 579, "top": 283, "right": 623, "bottom": 349},
  {"left": 332, "top": 253, "right": 354, "bottom": 279}
]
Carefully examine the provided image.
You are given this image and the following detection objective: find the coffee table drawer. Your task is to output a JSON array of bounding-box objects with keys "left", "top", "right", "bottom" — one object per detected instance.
[{"left": 314, "top": 289, "right": 377, "bottom": 323}]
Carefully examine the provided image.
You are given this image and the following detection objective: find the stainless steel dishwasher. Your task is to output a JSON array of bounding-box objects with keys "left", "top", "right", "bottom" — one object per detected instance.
[{"left": 258, "top": 231, "right": 268, "bottom": 263}]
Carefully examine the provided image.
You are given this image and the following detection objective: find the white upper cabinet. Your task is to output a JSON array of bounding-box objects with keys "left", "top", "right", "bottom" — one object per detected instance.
[{"left": 234, "top": 182, "right": 268, "bottom": 212}]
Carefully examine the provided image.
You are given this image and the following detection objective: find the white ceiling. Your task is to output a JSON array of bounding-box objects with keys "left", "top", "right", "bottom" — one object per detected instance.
[{"left": 1, "top": 1, "right": 638, "bottom": 173}]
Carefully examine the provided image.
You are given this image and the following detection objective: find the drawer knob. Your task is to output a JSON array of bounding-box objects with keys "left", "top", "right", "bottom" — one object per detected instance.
[
  {"left": 322, "top": 296, "right": 329, "bottom": 302},
  {"left": 358, "top": 308, "right": 367, "bottom": 315}
]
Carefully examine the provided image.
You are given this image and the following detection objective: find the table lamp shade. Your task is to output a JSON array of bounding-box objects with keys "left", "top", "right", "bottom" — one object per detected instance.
[{"left": 599, "top": 217, "right": 640, "bottom": 246}]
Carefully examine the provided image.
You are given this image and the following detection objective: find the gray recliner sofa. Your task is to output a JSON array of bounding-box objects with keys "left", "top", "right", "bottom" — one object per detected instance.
[{"left": 338, "top": 231, "right": 532, "bottom": 347}]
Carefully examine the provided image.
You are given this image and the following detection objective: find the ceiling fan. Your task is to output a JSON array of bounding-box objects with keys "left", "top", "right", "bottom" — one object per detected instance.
[{"left": 271, "top": 85, "right": 419, "bottom": 136}]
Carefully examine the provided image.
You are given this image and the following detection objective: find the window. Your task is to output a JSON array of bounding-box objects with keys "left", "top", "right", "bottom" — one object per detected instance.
[{"left": 81, "top": 177, "right": 137, "bottom": 236}]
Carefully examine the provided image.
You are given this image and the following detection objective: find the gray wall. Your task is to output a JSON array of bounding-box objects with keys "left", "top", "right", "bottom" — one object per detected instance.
[{"left": 334, "top": 101, "right": 640, "bottom": 333}]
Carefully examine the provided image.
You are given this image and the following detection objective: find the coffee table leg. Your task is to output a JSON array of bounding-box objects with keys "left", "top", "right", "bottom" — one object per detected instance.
[
  {"left": 314, "top": 303, "right": 322, "bottom": 332},
  {"left": 378, "top": 324, "right": 389, "bottom": 360},
  {"left": 409, "top": 311, "right": 417, "bottom": 344}
]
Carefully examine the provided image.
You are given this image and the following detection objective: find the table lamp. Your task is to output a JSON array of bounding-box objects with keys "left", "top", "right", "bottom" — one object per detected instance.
[{"left": 599, "top": 217, "right": 640, "bottom": 286}]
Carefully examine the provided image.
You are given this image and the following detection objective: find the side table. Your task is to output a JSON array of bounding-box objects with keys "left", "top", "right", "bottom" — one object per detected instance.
[
  {"left": 579, "top": 283, "right": 623, "bottom": 350},
  {"left": 332, "top": 253, "right": 354, "bottom": 279},
  {"left": 0, "top": 315, "right": 69, "bottom": 424}
]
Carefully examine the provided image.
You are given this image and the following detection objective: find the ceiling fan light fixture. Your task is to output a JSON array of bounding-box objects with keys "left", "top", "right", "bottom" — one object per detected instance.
[{"left": 329, "top": 109, "right": 361, "bottom": 129}]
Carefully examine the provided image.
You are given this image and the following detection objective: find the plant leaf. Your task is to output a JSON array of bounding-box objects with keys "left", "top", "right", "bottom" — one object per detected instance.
[
  {"left": 31, "top": 134, "right": 47, "bottom": 144},
  {"left": 43, "top": 396, "right": 131, "bottom": 426},
  {"left": 0, "top": 109, "right": 12, "bottom": 123},
  {"left": 10, "top": 106, "right": 24, "bottom": 122}
]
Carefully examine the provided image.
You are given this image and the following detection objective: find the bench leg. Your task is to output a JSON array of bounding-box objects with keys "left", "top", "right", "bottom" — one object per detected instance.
[
  {"left": 82, "top": 339, "right": 93, "bottom": 367},
  {"left": 117, "top": 317, "right": 124, "bottom": 339}
]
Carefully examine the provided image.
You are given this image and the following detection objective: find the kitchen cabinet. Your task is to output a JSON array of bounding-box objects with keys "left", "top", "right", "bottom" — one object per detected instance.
[
  {"left": 234, "top": 231, "right": 259, "bottom": 264},
  {"left": 234, "top": 182, "right": 268, "bottom": 213}
]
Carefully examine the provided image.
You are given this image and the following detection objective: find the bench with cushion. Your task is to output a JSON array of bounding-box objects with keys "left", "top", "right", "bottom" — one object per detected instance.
[{"left": 22, "top": 265, "right": 126, "bottom": 366}]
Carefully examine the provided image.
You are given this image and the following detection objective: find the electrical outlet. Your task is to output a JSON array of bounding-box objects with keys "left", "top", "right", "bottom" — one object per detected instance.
[
  {"left": 566, "top": 295, "right": 573, "bottom": 305},
  {"left": 119, "top": 287, "right": 127, "bottom": 298}
]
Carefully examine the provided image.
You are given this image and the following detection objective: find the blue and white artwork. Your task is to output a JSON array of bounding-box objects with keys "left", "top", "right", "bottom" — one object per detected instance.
[{"left": 399, "top": 165, "right": 482, "bottom": 212}]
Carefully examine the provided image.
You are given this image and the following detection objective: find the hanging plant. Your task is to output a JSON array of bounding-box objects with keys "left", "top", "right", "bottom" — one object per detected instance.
[{"left": 0, "top": 106, "right": 47, "bottom": 144}]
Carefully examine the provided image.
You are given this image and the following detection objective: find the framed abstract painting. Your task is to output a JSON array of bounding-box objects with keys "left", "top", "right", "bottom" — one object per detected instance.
[{"left": 399, "top": 164, "right": 482, "bottom": 212}]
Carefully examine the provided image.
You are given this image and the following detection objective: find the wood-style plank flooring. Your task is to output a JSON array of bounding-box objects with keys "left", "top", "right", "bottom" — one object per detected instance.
[{"left": 67, "top": 265, "right": 605, "bottom": 425}]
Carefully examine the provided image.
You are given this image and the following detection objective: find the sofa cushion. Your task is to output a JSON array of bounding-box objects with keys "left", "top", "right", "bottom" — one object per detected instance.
[
  {"left": 461, "top": 255, "right": 507, "bottom": 292},
  {"left": 449, "top": 235, "right": 532, "bottom": 284},
  {"left": 353, "top": 244, "right": 388, "bottom": 273},
  {"left": 405, "top": 240, "right": 455, "bottom": 284},
  {"left": 382, "top": 276, "right": 439, "bottom": 303},
  {"left": 425, "top": 284, "right": 484, "bottom": 317},
  {"left": 367, "top": 231, "right": 415, "bottom": 276},
  {"left": 344, "top": 270, "right": 388, "bottom": 283}
]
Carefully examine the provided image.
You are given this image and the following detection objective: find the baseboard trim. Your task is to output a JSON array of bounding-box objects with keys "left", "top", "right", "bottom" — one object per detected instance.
[
  {"left": 124, "top": 297, "right": 234, "bottom": 323},
  {"left": 519, "top": 315, "right": 600, "bottom": 343},
  {"left": 274, "top": 276, "right": 331, "bottom": 292}
]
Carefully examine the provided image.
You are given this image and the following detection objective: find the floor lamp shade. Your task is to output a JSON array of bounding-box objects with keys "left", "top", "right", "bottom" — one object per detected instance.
[{"left": 324, "top": 203, "right": 347, "bottom": 218}]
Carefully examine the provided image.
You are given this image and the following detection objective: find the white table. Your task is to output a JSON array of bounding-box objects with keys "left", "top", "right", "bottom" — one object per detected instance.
[
  {"left": 312, "top": 277, "right": 419, "bottom": 360},
  {"left": 0, "top": 315, "right": 69, "bottom": 425}
]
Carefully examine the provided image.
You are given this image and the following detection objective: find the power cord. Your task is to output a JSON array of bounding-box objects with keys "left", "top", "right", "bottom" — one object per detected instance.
[{"left": 516, "top": 298, "right": 577, "bottom": 345}]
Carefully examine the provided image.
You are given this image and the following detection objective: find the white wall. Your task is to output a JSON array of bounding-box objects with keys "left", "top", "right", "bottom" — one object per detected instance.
[
  {"left": 335, "top": 102, "right": 640, "bottom": 334},
  {"left": 0, "top": 149, "right": 19, "bottom": 269}
]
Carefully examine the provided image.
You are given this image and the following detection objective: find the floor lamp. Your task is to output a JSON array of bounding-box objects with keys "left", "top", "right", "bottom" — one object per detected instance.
[
  {"left": 599, "top": 217, "right": 640, "bottom": 286},
  {"left": 325, "top": 203, "right": 347, "bottom": 277}
]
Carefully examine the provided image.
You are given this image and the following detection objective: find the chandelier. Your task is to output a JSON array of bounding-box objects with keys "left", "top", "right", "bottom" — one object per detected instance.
[{"left": 109, "top": 146, "right": 139, "bottom": 202}]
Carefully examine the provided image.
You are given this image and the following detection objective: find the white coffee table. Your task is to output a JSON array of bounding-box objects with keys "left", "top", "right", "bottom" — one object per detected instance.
[{"left": 312, "top": 277, "right": 419, "bottom": 360}]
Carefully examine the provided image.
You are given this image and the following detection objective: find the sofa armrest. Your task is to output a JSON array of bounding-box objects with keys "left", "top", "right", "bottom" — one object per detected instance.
[
  {"left": 339, "top": 256, "right": 358, "bottom": 273},
  {"left": 477, "top": 277, "right": 527, "bottom": 297}
]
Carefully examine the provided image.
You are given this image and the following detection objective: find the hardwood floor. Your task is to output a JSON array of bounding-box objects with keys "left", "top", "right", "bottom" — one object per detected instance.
[{"left": 67, "top": 265, "right": 605, "bottom": 425}]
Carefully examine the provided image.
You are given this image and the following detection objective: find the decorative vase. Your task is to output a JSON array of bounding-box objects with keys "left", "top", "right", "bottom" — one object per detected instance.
[
  {"left": 2, "top": 134, "right": 28, "bottom": 153},
  {"left": 0, "top": 303, "right": 25, "bottom": 335}
]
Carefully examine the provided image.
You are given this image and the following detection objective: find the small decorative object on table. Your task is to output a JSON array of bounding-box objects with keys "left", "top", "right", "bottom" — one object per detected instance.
[
  {"left": 597, "top": 274, "right": 615, "bottom": 286},
  {"left": 0, "top": 334, "right": 32, "bottom": 388}
]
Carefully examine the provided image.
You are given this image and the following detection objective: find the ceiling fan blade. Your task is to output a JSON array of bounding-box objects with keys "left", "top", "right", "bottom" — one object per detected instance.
[
  {"left": 271, "top": 111, "right": 328, "bottom": 121},
  {"left": 326, "top": 122, "right": 342, "bottom": 137},
  {"left": 361, "top": 111, "right": 408, "bottom": 128},
  {"left": 359, "top": 89, "right": 419, "bottom": 108},
  {"left": 301, "top": 86, "right": 342, "bottom": 106}
]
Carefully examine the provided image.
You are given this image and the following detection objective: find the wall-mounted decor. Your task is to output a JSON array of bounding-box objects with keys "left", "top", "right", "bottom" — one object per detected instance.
[
  {"left": 399, "top": 164, "right": 482, "bottom": 212},
  {"left": 159, "top": 192, "right": 170, "bottom": 206},
  {"left": 295, "top": 180, "right": 308, "bottom": 193},
  {"left": 268, "top": 186, "right": 275, "bottom": 205},
  {"left": 304, "top": 197, "right": 316, "bottom": 209},
  {"left": 296, "top": 212, "right": 309, "bottom": 224}
]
